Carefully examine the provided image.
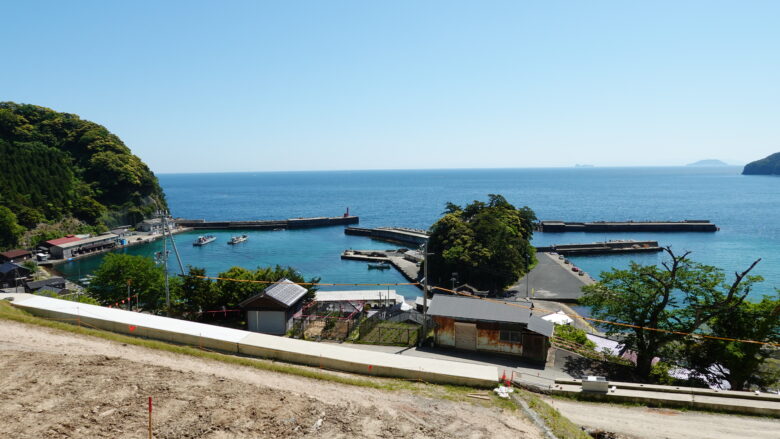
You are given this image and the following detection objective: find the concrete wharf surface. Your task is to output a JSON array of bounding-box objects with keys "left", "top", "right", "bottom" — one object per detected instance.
[
  {"left": 539, "top": 219, "right": 718, "bottom": 233},
  {"left": 1, "top": 293, "right": 495, "bottom": 387},
  {"left": 510, "top": 252, "right": 594, "bottom": 302},
  {"left": 177, "top": 216, "right": 359, "bottom": 230},
  {"left": 549, "top": 378, "right": 780, "bottom": 417},
  {"left": 341, "top": 249, "right": 421, "bottom": 284},
  {"left": 344, "top": 227, "right": 428, "bottom": 246},
  {"left": 535, "top": 240, "right": 662, "bottom": 256}
]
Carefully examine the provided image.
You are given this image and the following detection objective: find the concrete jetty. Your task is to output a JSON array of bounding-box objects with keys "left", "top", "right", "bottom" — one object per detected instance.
[
  {"left": 539, "top": 220, "right": 718, "bottom": 233},
  {"left": 344, "top": 227, "right": 428, "bottom": 246},
  {"left": 535, "top": 240, "right": 663, "bottom": 255},
  {"left": 341, "top": 249, "right": 421, "bottom": 284},
  {"left": 177, "top": 216, "right": 359, "bottom": 230}
]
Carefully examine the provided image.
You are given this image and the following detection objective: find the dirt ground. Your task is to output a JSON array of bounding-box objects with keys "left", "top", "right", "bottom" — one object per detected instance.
[
  {"left": 542, "top": 396, "right": 780, "bottom": 439},
  {"left": 0, "top": 319, "right": 542, "bottom": 438}
]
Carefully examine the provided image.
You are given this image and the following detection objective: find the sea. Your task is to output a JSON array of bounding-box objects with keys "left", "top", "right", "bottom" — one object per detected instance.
[{"left": 58, "top": 166, "right": 780, "bottom": 301}]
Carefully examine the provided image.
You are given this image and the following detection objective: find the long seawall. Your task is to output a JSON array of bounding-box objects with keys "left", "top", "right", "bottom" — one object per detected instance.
[
  {"left": 177, "top": 216, "right": 359, "bottom": 230},
  {"left": 539, "top": 220, "right": 718, "bottom": 233}
]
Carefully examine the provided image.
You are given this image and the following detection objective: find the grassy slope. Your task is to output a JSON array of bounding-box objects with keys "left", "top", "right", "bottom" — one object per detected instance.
[{"left": 0, "top": 300, "right": 597, "bottom": 437}]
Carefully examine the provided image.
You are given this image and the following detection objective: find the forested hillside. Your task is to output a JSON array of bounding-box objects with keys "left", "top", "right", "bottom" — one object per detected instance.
[
  {"left": 743, "top": 152, "right": 780, "bottom": 175},
  {"left": 0, "top": 102, "right": 166, "bottom": 249}
]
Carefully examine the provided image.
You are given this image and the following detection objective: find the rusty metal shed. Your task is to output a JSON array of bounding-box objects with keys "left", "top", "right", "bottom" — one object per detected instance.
[{"left": 427, "top": 295, "right": 554, "bottom": 361}]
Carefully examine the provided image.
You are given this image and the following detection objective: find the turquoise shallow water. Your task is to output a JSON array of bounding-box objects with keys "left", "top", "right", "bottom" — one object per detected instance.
[{"left": 58, "top": 166, "right": 780, "bottom": 300}]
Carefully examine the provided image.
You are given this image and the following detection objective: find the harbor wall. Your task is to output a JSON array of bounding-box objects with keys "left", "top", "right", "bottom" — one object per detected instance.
[
  {"left": 177, "top": 216, "right": 359, "bottom": 230},
  {"left": 539, "top": 220, "right": 718, "bottom": 233},
  {"left": 344, "top": 227, "right": 428, "bottom": 246}
]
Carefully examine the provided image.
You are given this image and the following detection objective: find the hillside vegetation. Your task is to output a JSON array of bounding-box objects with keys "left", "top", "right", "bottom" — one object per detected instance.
[
  {"left": 0, "top": 102, "right": 166, "bottom": 249},
  {"left": 743, "top": 152, "right": 780, "bottom": 175}
]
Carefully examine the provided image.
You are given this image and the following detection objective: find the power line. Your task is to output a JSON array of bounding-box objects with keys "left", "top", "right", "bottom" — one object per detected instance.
[{"left": 186, "top": 275, "right": 780, "bottom": 348}]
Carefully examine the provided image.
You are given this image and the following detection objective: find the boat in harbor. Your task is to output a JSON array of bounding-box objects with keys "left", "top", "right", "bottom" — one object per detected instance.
[
  {"left": 367, "top": 262, "right": 391, "bottom": 270},
  {"left": 228, "top": 234, "right": 248, "bottom": 245},
  {"left": 193, "top": 235, "right": 216, "bottom": 246}
]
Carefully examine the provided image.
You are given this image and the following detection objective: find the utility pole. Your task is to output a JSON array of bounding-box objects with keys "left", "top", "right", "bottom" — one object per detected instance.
[
  {"left": 420, "top": 241, "right": 433, "bottom": 347},
  {"left": 160, "top": 211, "right": 170, "bottom": 314}
]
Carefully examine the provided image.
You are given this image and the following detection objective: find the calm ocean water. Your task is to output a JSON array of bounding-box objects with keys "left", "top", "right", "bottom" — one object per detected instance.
[{"left": 59, "top": 167, "right": 780, "bottom": 300}]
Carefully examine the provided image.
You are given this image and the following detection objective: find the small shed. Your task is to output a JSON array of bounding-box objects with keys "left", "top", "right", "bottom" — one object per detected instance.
[
  {"left": 427, "top": 295, "right": 554, "bottom": 361},
  {"left": 239, "top": 278, "right": 309, "bottom": 335},
  {"left": 0, "top": 262, "right": 33, "bottom": 288},
  {"left": 25, "top": 277, "right": 67, "bottom": 293},
  {"left": 0, "top": 249, "right": 32, "bottom": 263}
]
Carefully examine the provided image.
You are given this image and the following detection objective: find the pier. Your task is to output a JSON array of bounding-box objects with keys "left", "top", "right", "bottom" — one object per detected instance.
[
  {"left": 344, "top": 227, "right": 428, "bottom": 246},
  {"left": 341, "top": 249, "right": 421, "bottom": 284},
  {"left": 535, "top": 240, "right": 663, "bottom": 255},
  {"left": 177, "top": 215, "right": 359, "bottom": 230},
  {"left": 538, "top": 220, "right": 718, "bottom": 233}
]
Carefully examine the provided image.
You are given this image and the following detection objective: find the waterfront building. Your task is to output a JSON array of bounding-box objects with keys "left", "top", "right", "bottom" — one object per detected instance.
[
  {"left": 427, "top": 295, "right": 553, "bottom": 361},
  {"left": 49, "top": 234, "right": 118, "bottom": 259},
  {"left": 0, "top": 249, "right": 32, "bottom": 263}
]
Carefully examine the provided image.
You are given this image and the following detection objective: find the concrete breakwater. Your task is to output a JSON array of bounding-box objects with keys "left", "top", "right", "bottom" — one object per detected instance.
[
  {"left": 538, "top": 220, "right": 718, "bottom": 233},
  {"left": 177, "top": 216, "right": 359, "bottom": 230},
  {"left": 344, "top": 227, "right": 428, "bottom": 246},
  {"left": 341, "top": 249, "right": 422, "bottom": 285},
  {"left": 535, "top": 240, "right": 663, "bottom": 256}
]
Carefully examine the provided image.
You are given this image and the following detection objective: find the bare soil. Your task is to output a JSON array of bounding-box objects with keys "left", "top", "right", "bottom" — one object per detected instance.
[
  {"left": 0, "top": 319, "right": 542, "bottom": 438},
  {"left": 543, "top": 396, "right": 780, "bottom": 439}
]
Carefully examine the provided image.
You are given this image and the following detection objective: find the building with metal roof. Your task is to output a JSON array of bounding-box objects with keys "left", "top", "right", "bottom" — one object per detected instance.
[
  {"left": 0, "top": 249, "right": 32, "bottom": 263},
  {"left": 49, "top": 234, "right": 118, "bottom": 259},
  {"left": 239, "top": 278, "right": 309, "bottom": 335},
  {"left": 427, "top": 295, "right": 553, "bottom": 361},
  {"left": 0, "top": 262, "right": 33, "bottom": 288}
]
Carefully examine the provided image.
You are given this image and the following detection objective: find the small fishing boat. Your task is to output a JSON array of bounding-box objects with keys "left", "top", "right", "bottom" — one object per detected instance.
[
  {"left": 228, "top": 234, "right": 248, "bottom": 245},
  {"left": 193, "top": 235, "right": 216, "bottom": 246},
  {"left": 367, "top": 262, "right": 391, "bottom": 270}
]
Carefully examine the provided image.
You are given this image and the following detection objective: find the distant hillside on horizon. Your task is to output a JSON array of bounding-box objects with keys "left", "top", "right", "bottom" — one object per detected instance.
[
  {"left": 743, "top": 152, "right": 780, "bottom": 176},
  {"left": 687, "top": 159, "right": 728, "bottom": 167}
]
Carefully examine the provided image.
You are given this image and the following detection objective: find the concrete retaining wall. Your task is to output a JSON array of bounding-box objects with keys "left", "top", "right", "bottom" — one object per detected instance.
[{"left": 3, "top": 293, "right": 497, "bottom": 388}]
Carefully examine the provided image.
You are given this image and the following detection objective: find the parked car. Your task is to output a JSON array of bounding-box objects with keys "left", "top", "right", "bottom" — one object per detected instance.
[{"left": 572, "top": 266, "right": 579, "bottom": 272}]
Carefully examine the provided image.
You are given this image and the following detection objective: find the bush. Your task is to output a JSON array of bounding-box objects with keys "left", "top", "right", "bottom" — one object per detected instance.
[{"left": 554, "top": 324, "right": 597, "bottom": 350}]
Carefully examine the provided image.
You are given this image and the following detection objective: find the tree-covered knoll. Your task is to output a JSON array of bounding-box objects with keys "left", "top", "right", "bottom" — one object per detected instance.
[
  {"left": 0, "top": 102, "right": 167, "bottom": 249},
  {"left": 743, "top": 152, "right": 780, "bottom": 175},
  {"left": 426, "top": 194, "right": 536, "bottom": 293}
]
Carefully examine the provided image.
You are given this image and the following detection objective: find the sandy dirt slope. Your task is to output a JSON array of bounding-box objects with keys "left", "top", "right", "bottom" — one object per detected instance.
[
  {"left": 543, "top": 396, "right": 780, "bottom": 439},
  {"left": 0, "top": 319, "right": 542, "bottom": 438}
]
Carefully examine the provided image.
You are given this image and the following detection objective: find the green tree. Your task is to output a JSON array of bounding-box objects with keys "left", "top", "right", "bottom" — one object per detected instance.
[
  {"left": 178, "top": 266, "right": 216, "bottom": 312},
  {"left": 0, "top": 206, "right": 25, "bottom": 250},
  {"left": 426, "top": 194, "right": 536, "bottom": 293},
  {"left": 684, "top": 291, "right": 780, "bottom": 390},
  {"left": 88, "top": 253, "right": 165, "bottom": 308},
  {"left": 581, "top": 248, "right": 762, "bottom": 381},
  {"left": 213, "top": 265, "right": 319, "bottom": 309}
]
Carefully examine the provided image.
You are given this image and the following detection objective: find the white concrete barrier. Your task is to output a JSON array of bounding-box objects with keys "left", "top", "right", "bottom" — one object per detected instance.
[{"left": 2, "top": 294, "right": 496, "bottom": 387}]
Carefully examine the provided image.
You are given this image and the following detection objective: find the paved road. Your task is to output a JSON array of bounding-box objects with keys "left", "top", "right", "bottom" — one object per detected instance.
[
  {"left": 511, "top": 252, "right": 594, "bottom": 301},
  {"left": 334, "top": 342, "right": 571, "bottom": 385}
]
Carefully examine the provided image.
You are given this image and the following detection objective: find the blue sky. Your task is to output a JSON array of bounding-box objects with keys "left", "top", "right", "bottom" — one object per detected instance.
[{"left": 2, "top": 1, "right": 778, "bottom": 173}]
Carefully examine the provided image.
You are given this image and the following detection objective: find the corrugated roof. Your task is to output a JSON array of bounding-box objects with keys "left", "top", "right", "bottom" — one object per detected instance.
[
  {"left": 0, "top": 262, "right": 29, "bottom": 275},
  {"left": 265, "top": 279, "right": 308, "bottom": 306},
  {"left": 427, "top": 295, "right": 554, "bottom": 337},
  {"left": 0, "top": 249, "right": 31, "bottom": 259},
  {"left": 25, "top": 277, "right": 66, "bottom": 290},
  {"left": 315, "top": 290, "right": 403, "bottom": 304},
  {"left": 53, "top": 234, "right": 118, "bottom": 249},
  {"left": 240, "top": 278, "right": 308, "bottom": 308},
  {"left": 45, "top": 236, "right": 82, "bottom": 246}
]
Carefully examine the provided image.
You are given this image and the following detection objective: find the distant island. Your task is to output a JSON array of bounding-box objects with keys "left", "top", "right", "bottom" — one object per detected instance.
[
  {"left": 0, "top": 102, "right": 166, "bottom": 250},
  {"left": 687, "top": 159, "right": 728, "bottom": 167},
  {"left": 743, "top": 152, "right": 780, "bottom": 175}
]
